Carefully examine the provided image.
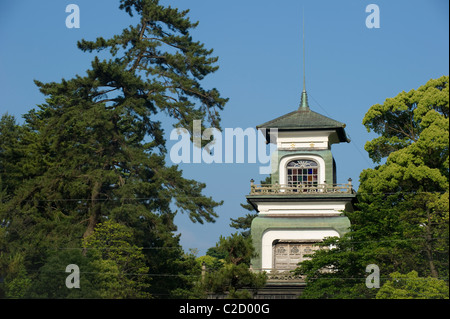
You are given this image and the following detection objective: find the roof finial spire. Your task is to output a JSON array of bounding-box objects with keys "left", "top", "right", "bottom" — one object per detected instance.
[{"left": 299, "top": 7, "right": 309, "bottom": 110}]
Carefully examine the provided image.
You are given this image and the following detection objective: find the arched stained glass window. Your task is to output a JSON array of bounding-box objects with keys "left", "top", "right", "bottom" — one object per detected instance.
[{"left": 287, "top": 159, "right": 318, "bottom": 188}]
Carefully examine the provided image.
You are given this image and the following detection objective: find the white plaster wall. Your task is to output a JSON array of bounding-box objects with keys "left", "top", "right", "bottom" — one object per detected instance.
[
  {"left": 256, "top": 200, "right": 348, "bottom": 215},
  {"left": 267, "top": 129, "right": 341, "bottom": 147},
  {"left": 275, "top": 131, "right": 334, "bottom": 148}
]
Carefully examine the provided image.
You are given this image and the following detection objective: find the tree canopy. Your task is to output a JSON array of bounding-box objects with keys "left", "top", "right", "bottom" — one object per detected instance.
[
  {"left": 295, "top": 76, "right": 449, "bottom": 299},
  {"left": 0, "top": 0, "right": 226, "bottom": 298}
]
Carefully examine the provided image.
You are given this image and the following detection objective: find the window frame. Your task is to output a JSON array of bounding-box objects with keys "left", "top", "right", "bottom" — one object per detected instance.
[
  {"left": 286, "top": 159, "right": 319, "bottom": 188},
  {"left": 278, "top": 155, "right": 326, "bottom": 186}
]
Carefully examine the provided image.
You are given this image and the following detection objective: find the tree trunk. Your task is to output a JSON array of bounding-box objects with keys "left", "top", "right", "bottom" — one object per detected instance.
[
  {"left": 82, "top": 180, "right": 101, "bottom": 254},
  {"left": 425, "top": 208, "right": 439, "bottom": 278}
]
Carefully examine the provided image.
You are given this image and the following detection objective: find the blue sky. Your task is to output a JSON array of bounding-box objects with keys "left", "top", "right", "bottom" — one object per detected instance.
[{"left": 1, "top": 0, "right": 448, "bottom": 255}]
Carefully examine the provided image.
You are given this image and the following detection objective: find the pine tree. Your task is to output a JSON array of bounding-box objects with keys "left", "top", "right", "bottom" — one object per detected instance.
[{"left": 0, "top": 0, "right": 227, "bottom": 298}]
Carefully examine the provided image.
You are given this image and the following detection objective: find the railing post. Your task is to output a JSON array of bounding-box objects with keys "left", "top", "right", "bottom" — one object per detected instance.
[
  {"left": 201, "top": 262, "right": 206, "bottom": 282},
  {"left": 250, "top": 181, "right": 355, "bottom": 195},
  {"left": 274, "top": 181, "right": 279, "bottom": 193}
]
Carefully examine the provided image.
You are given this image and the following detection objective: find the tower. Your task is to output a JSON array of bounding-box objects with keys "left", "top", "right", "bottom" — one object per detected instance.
[
  {"left": 247, "top": 14, "right": 356, "bottom": 280},
  {"left": 247, "top": 95, "right": 356, "bottom": 274},
  {"left": 245, "top": 17, "right": 356, "bottom": 298}
]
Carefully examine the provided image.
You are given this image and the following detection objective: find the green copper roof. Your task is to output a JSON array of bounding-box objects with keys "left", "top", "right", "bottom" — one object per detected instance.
[{"left": 256, "top": 106, "right": 350, "bottom": 143}]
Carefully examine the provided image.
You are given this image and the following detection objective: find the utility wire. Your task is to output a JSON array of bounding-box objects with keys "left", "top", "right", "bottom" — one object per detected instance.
[
  {"left": 22, "top": 268, "right": 450, "bottom": 282},
  {"left": 32, "top": 236, "right": 449, "bottom": 252},
  {"left": 308, "top": 92, "right": 374, "bottom": 167},
  {"left": 2, "top": 190, "right": 447, "bottom": 203}
]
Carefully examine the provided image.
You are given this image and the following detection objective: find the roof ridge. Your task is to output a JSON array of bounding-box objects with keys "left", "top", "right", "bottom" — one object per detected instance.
[
  {"left": 256, "top": 108, "right": 346, "bottom": 129},
  {"left": 256, "top": 109, "right": 306, "bottom": 129}
]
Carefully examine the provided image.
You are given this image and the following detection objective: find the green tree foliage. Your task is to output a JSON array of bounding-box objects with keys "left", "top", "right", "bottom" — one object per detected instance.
[
  {"left": 229, "top": 206, "right": 257, "bottom": 238},
  {"left": 294, "top": 237, "right": 377, "bottom": 299},
  {"left": 196, "top": 176, "right": 270, "bottom": 298},
  {"left": 2, "top": 254, "right": 32, "bottom": 299},
  {"left": 230, "top": 176, "right": 270, "bottom": 237},
  {"left": 376, "top": 271, "right": 449, "bottom": 299},
  {"left": 26, "top": 249, "right": 99, "bottom": 298},
  {"left": 0, "top": 0, "right": 226, "bottom": 298},
  {"left": 0, "top": 114, "right": 25, "bottom": 198},
  {"left": 295, "top": 76, "right": 449, "bottom": 299},
  {"left": 82, "top": 220, "right": 152, "bottom": 298},
  {"left": 201, "top": 233, "right": 266, "bottom": 298},
  {"left": 359, "top": 75, "right": 449, "bottom": 279}
]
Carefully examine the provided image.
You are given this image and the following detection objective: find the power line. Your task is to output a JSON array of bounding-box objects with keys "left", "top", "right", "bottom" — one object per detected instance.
[
  {"left": 310, "top": 236, "right": 450, "bottom": 245},
  {"left": 51, "top": 247, "right": 183, "bottom": 250},
  {"left": 21, "top": 268, "right": 450, "bottom": 283},
  {"left": 2, "top": 190, "right": 447, "bottom": 203},
  {"left": 307, "top": 92, "right": 374, "bottom": 167},
  {"left": 25, "top": 236, "right": 449, "bottom": 252}
]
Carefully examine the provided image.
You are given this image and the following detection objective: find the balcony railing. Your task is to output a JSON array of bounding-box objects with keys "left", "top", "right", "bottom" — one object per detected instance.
[
  {"left": 249, "top": 179, "right": 355, "bottom": 195},
  {"left": 250, "top": 268, "right": 305, "bottom": 282}
]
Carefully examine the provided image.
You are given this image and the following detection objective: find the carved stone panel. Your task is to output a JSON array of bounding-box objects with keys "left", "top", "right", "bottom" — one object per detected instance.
[{"left": 273, "top": 241, "right": 319, "bottom": 270}]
